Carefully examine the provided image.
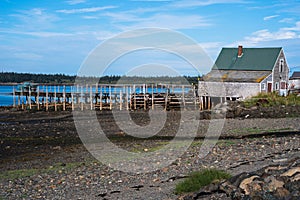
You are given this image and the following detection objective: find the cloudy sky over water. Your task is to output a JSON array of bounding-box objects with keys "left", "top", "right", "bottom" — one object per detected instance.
[{"left": 0, "top": 0, "right": 300, "bottom": 76}]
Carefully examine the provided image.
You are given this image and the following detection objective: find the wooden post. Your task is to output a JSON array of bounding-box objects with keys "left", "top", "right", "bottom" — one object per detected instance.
[
  {"left": 165, "top": 85, "right": 169, "bottom": 111},
  {"left": 63, "top": 86, "right": 66, "bottom": 111},
  {"left": 120, "top": 88, "right": 123, "bottom": 110},
  {"left": 193, "top": 85, "right": 197, "bottom": 110},
  {"left": 144, "top": 89, "right": 147, "bottom": 110},
  {"left": 133, "top": 85, "right": 136, "bottom": 110},
  {"left": 37, "top": 87, "right": 40, "bottom": 110},
  {"left": 151, "top": 84, "right": 154, "bottom": 110},
  {"left": 100, "top": 86, "right": 103, "bottom": 111},
  {"left": 90, "top": 85, "right": 93, "bottom": 110},
  {"left": 71, "top": 93, "right": 74, "bottom": 111},
  {"left": 109, "top": 85, "right": 112, "bottom": 110},
  {"left": 129, "top": 86, "right": 132, "bottom": 110},
  {"left": 125, "top": 86, "right": 129, "bottom": 110},
  {"left": 54, "top": 86, "right": 57, "bottom": 111},
  {"left": 182, "top": 85, "right": 185, "bottom": 110},
  {"left": 81, "top": 86, "right": 84, "bottom": 111},
  {"left": 29, "top": 87, "right": 32, "bottom": 110},
  {"left": 95, "top": 83, "right": 98, "bottom": 95},
  {"left": 46, "top": 86, "right": 48, "bottom": 111}
]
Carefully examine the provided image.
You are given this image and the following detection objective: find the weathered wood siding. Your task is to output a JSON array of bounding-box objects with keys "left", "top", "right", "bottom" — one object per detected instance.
[
  {"left": 198, "top": 81, "right": 260, "bottom": 99},
  {"left": 273, "top": 50, "right": 289, "bottom": 94}
]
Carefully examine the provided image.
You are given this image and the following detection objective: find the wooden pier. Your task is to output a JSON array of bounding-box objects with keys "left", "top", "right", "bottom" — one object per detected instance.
[{"left": 11, "top": 84, "right": 213, "bottom": 111}]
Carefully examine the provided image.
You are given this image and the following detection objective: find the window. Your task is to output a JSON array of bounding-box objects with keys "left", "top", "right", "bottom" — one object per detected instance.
[
  {"left": 261, "top": 83, "right": 266, "bottom": 90},
  {"left": 275, "top": 82, "right": 279, "bottom": 90},
  {"left": 279, "top": 58, "right": 284, "bottom": 73}
]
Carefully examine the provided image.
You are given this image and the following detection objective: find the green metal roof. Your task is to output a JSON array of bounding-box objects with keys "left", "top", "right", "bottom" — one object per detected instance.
[{"left": 212, "top": 47, "right": 282, "bottom": 71}]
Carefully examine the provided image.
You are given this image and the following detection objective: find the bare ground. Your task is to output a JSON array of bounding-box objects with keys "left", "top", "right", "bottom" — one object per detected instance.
[{"left": 0, "top": 108, "right": 299, "bottom": 199}]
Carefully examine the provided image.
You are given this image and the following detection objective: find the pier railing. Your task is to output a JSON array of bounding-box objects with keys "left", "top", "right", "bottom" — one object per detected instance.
[{"left": 12, "top": 84, "right": 213, "bottom": 111}]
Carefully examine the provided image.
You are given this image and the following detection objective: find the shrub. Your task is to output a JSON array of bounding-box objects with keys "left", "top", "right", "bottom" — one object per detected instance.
[{"left": 174, "top": 168, "right": 231, "bottom": 195}]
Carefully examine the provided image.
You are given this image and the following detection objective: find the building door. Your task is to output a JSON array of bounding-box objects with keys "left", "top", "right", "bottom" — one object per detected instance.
[{"left": 267, "top": 83, "right": 272, "bottom": 92}]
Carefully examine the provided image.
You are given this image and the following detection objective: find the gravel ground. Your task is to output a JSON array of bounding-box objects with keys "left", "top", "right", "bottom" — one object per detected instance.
[{"left": 0, "top": 110, "right": 299, "bottom": 199}]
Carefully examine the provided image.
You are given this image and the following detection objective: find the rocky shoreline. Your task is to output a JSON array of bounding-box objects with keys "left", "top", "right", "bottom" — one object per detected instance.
[{"left": 0, "top": 109, "right": 299, "bottom": 199}]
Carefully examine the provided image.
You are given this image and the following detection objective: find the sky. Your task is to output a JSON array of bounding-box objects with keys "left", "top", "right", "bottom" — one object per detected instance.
[{"left": 0, "top": 0, "right": 300, "bottom": 76}]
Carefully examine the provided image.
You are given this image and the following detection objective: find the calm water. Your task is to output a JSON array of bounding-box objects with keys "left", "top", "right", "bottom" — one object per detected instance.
[{"left": 0, "top": 85, "right": 190, "bottom": 106}]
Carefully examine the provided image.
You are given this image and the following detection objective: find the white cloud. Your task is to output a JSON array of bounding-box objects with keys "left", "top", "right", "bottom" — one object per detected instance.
[
  {"left": 57, "top": 6, "right": 116, "bottom": 14},
  {"left": 13, "top": 52, "right": 43, "bottom": 61},
  {"left": 131, "top": 0, "right": 172, "bottom": 1},
  {"left": 10, "top": 8, "right": 60, "bottom": 30},
  {"left": 263, "top": 15, "right": 279, "bottom": 21},
  {"left": 171, "top": 0, "right": 247, "bottom": 8},
  {"left": 244, "top": 29, "right": 297, "bottom": 44},
  {"left": 82, "top": 16, "right": 99, "bottom": 19},
  {"left": 282, "top": 21, "right": 300, "bottom": 31},
  {"left": 279, "top": 18, "right": 294, "bottom": 23},
  {"left": 102, "top": 12, "right": 141, "bottom": 22},
  {"left": 0, "top": 30, "right": 74, "bottom": 37},
  {"left": 130, "top": 0, "right": 172, "bottom": 1},
  {"left": 233, "top": 21, "right": 300, "bottom": 46},
  {"left": 116, "top": 14, "right": 211, "bottom": 30},
  {"left": 66, "top": 0, "right": 87, "bottom": 5}
]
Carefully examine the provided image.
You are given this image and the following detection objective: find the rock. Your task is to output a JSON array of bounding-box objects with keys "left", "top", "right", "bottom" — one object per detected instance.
[
  {"left": 274, "top": 187, "right": 290, "bottom": 198},
  {"left": 265, "top": 176, "right": 284, "bottom": 192},
  {"left": 53, "top": 146, "right": 62, "bottom": 150},
  {"left": 239, "top": 175, "right": 260, "bottom": 195},
  {"left": 280, "top": 167, "right": 300, "bottom": 177},
  {"left": 272, "top": 158, "right": 288, "bottom": 163},
  {"left": 291, "top": 173, "right": 300, "bottom": 182},
  {"left": 204, "top": 157, "right": 300, "bottom": 199}
]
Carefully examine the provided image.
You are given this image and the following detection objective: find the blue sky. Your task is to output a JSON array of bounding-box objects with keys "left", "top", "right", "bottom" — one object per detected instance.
[{"left": 0, "top": 0, "right": 300, "bottom": 76}]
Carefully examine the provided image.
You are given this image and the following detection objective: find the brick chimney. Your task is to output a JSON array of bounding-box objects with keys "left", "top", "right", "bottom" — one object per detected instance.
[{"left": 238, "top": 45, "right": 243, "bottom": 57}]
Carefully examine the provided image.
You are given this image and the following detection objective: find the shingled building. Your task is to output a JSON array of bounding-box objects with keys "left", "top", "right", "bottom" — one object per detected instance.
[{"left": 199, "top": 46, "right": 290, "bottom": 99}]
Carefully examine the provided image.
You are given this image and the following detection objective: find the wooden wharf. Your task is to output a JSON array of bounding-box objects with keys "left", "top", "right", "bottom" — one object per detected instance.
[{"left": 11, "top": 84, "right": 213, "bottom": 111}]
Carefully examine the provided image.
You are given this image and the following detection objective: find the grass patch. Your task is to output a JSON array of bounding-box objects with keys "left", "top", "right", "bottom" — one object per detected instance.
[
  {"left": 0, "top": 162, "right": 84, "bottom": 181},
  {"left": 0, "top": 168, "right": 38, "bottom": 180},
  {"left": 175, "top": 168, "right": 231, "bottom": 195},
  {"left": 243, "top": 92, "right": 300, "bottom": 108}
]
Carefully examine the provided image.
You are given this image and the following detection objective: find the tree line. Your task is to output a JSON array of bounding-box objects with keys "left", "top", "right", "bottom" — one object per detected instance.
[{"left": 0, "top": 72, "right": 201, "bottom": 84}]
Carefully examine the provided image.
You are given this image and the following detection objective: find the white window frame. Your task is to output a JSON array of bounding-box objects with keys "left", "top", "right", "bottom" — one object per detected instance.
[
  {"left": 261, "top": 83, "right": 266, "bottom": 90},
  {"left": 275, "top": 82, "right": 279, "bottom": 90},
  {"left": 279, "top": 58, "right": 284, "bottom": 73}
]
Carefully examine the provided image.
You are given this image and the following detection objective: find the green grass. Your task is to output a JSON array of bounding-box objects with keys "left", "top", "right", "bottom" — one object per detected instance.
[
  {"left": 243, "top": 92, "right": 300, "bottom": 108},
  {"left": 0, "top": 162, "right": 84, "bottom": 181},
  {"left": 174, "top": 168, "right": 231, "bottom": 195}
]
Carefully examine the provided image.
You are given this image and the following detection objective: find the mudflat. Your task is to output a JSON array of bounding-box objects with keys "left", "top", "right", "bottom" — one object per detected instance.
[{"left": 0, "top": 109, "right": 299, "bottom": 199}]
